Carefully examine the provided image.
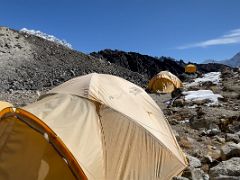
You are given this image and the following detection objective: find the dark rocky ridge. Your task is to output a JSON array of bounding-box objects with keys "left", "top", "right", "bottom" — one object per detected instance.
[
  {"left": 91, "top": 49, "right": 184, "bottom": 78},
  {"left": 91, "top": 49, "right": 231, "bottom": 78}
]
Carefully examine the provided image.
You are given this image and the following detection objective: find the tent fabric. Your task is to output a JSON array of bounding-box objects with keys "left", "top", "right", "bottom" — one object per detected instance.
[
  {"left": 0, "top": 116, "right": 77, "bottom": 180},
  {"left": 24, "top": 73, "right": 188, "bottom": 180},
  {"left": 0, "top": 101, "right": 13, "bottom": 111},
  {"left": 185, "top": 64, "right": 197, "bottom": 73},
  {"left": 148, "top": 71, "right": 183, "bottom": 93}
]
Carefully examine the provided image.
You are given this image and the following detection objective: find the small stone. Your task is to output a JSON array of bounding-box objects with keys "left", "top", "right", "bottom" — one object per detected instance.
[
  {"left": 206, "top": 128, "right": 221, "bottom": 136},
  {"left": 194, "top": 99, "right": 211, "bottom": 106},
  {"left": 191, "top": 168, "right": 209, "bottom": 180},
  {"left": 178, "top": 137, "right": 193, "bottom": 149},
  {"left": 208, "top": 149, "right": 221, "bottom": 161},
  {"left": 225, "top": 133, "right": 240, "bottom": 143},
  {"left": 202, "top": 155, "right": 213, "bottom": 163},
  {"left": 236, "top": 131, "right": 240, "bottom": 137},
  {"left": 173, "top": 99, "right": 185, "bottom": 107},
  {"left": 221, "top": 142, "right": 240, "bottom": 160},
  {"left": 172, "top": 177, "right": 189, "bottom": 180},
  {"left": 215, "top": 136, "right": 226, "bottom": 144},
  {"left": 187, "top": 155, "right": 201, "bottom": 168}
]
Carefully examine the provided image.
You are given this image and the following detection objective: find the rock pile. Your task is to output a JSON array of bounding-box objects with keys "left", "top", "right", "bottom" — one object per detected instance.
[{"left": 160, "top": 70, "right": 240, "bottom": 179}]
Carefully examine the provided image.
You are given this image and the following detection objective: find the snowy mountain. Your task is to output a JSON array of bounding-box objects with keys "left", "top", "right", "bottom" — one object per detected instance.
[
  {"left": 20, "top": 28, "right": 72, "bottom": 49},
  {"left": 226, "top": 52, "right": 240, "bottom": 67},
  {"left": 202, "top": 52, "right": 240, "bottom": 67}
]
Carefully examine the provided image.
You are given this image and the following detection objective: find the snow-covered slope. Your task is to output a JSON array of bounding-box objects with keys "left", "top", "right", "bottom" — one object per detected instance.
[
  {"left": 20, "top": 28, "right": 72, "bottom": 49},
  {"left": 183, "top": 90, "right": 223, "bottom": 106},
  {"left": 185, "top": 72, "right": 221, "bottom": 87}
]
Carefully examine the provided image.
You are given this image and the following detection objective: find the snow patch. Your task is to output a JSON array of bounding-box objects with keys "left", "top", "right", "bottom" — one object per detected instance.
[
  {"left": 183, "top": 90, "right": 223, "bottom": 106},
  {"left": 186, "top": 72, "right": 221, "bottom": 87},
  {"left": 20, "top": 28, "right": 72, "bottom": 49}
]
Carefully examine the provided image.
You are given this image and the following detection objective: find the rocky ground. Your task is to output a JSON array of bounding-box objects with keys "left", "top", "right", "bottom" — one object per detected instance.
[
  {"left": 2, "top": 70, "right": 239, "bottom": 180},
  {"left": 0, "top": 27, "right": 147, "bottom": 99},
  {"left": 1, "top": 27, "right": 240, "bottom": 179},
  {"left": 150, "top": 69, "right": 240, "bottom": 180}
]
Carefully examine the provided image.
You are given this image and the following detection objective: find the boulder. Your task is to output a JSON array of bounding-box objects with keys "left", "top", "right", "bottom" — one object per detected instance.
[
  {"left": 190, "top": 117, "right": 210, "bottom": 129},
  {"left": 187, "top": 155, "right": 201, "bottom": 168},
  {"left": 225, "top": 133, "right": 240, "bottom": 143},
  {"left": 173, "top": 98, "right": 185, "bottom": 107},
  {"left": 178, "top": 137, "right": 193, "bottom": 149},
  {"left": 191, "top": 168, "right": 209, "bottom": 180},
  {"left": 214, "top": 136, "right": 226, "bottom": 144},
  {"left": 212, "top": 175, "right": 240, "bottom": 180},
  {"left": 201, "top": 81, "right": 214, "bottom": 87},
  {"left": 206, "top": 128, "right": 221, "bottom": 136},
  {"left": 221, "top": 142, "right": 240, "bottom": 160},
  {"left": 203, "top": 149, "right": 221, "bottom": 163},
  {"left": 209, "top": 157, "right": 240, "bottom": 177}
]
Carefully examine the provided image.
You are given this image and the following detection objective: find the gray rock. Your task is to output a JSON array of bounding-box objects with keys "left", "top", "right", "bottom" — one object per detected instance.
[
  {"left": 214, "top": 135, "right": 226, "bottom": 144},
  {"left": 173, "top": 99, "right": 185, "bottom": 107},
  {"left": 190, "top": 117, "right": 210, "bottom": 129},
  {"left": 187, "top": 155, "right": 201, "bottom": 168},
  {"left": 221, "top": 142, "right": 240, "bottom": 160},
  {"left": 205, "top": 149, "right": 221, "bottom": 162},
  {"left": 191, "top": 168, "right": 209, "bottom": 180},
  {"left": 172, "top": 177, "right": 189, "bottom": 180},
  {"left": 226, "top": 133, "right": 240, "bottom": 143},
  {"left": 202, "top": 155, "right": 213, "bottom": 163},
  {"left": 212, "top": 175, "right": 240, "bottom": 180},
  {"left": 209, "top": 157, "right": 240, "bottom": 177},
  {"left": 206, "top": 128, "right": 221, "bottom": 136},
  {"left": 194, "top": 99, "right": 211, "bottom": 106}
]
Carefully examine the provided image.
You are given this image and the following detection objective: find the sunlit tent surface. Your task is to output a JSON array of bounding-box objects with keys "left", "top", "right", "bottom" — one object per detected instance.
[
  {"left": 185, "top": 64, "right": 197, "bottom": 73},
  {"left": 0, "top": 105, "right": 86, "bottom": 179},
  {"left": 0, "top": 101, "right": 13, "bottom": 111},
  {"left": 0, "top": 73, "right": 187, "bottom": 180},
  {"left": 148, "top": 71, "right": 183, "bottom": 93}
]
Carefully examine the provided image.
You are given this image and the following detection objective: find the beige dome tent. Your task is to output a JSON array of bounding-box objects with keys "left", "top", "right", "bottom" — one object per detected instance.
[
  {"left": 0, "top": 73, "right": 187, "bottom": 180},
  {"left": 0, "top": 105, "right": 87, "bottom": 179},
  {"left": 147, "top": 71, "right": 183, "bottom": 93}
]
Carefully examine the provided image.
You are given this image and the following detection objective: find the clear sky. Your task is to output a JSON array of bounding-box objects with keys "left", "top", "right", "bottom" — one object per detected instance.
[{"left": 1, "top": 0, "right": 240, "bottom": 63}]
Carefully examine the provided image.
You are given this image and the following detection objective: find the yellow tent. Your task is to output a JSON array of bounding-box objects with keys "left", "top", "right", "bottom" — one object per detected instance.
[
  {"left": 0, "top": 73, "right": 187, "bottom": 180},
  {"left": 147, "top": 71, "right": 183, "bottom": 93},
  {"left": 185, "top": 64, "right": 197, "bottom": 73},
  {"left": 0, "top": 105, "right": 87, "bottom": 179}
]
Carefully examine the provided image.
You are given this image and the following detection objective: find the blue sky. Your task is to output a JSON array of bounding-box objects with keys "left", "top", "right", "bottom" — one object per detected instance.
[{"left": 1, "top": 0, "right": 240, "bottom": 63}]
